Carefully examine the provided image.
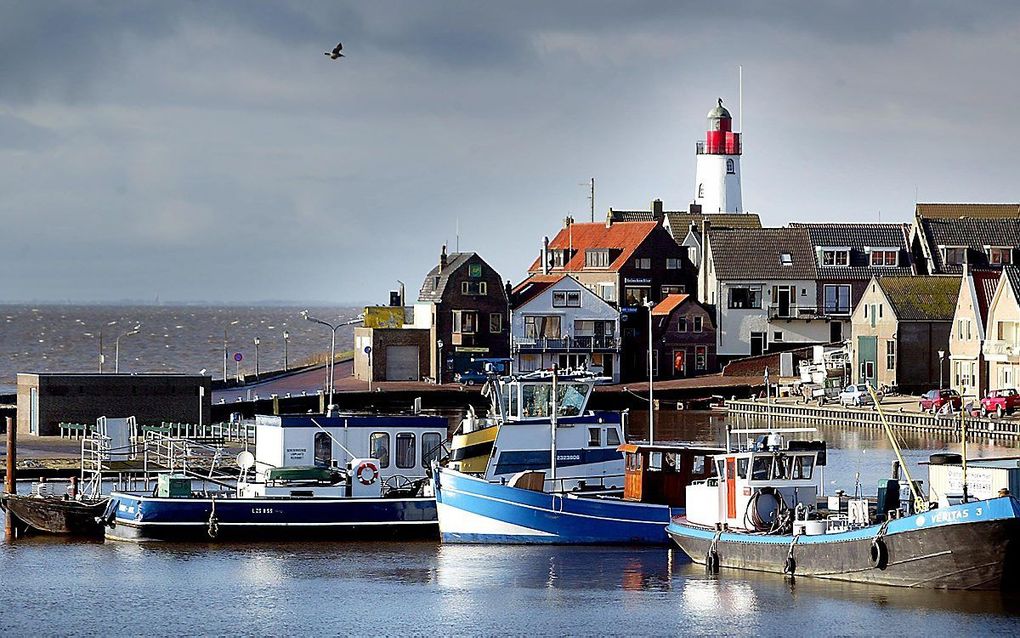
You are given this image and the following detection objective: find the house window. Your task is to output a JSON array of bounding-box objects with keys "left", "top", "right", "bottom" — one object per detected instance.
[
  {"left": 728, "top": 286, "right": 762, "bottom": 309},
  {"left": 598, "top": 283, "right": 616, "bottom": 303},
  {"left": 823, "top": 284, "right": 851, "bottom": 315},
  {"left": 524, "top": 315, "right": 561, "bottom": 339},
  {"left": 726, "top": 159, "right": 735, "bottom": 174},
  {"left": 780, "top": 253, "right": 793, "bottom": 266},
  {"left": 997, "top": 320, "right": 1020, "bottom": 346},
  {"left": 461, "top": 281, "right": 488, "bottom": 295},
  {"left": 661, "top": 285, "right": 684, "bottom": 296},
  {"left": 395, "top": 433, "right": 416, "bottom": 469},
  {"left": 870, "top": 250, "right": 898, "bottom": 266},
  {"left": 370, "top": 432, "right": 390, "bottom": 468},
  {"left": 693, "top": 316, "right": 704, "bottom": 333},
  {"left": 553, "top": 291, "right": 582, "bottom": 307},
  {"left": 822, "top": 250, "right": 850, "bottom": 267},
  {"left": 773, "top": 331, "right": 784, "bottom": 342},
  {"left": 585, "top": 249, "right": 610, "bottom": 268},
  {"left": 988, "top": 247, "right": 1012, "bottom": 265},
  {"left": 624, "top": 286, "right": 651, "bottom": 306},
  {"left": 519, "top": 354, "right": 540, "bottom": 372},
  {"left": 678, "top": 317, "right": 688, "bottom": 332},
  {"left": 635, "top": 257, "right": 651, "bottom": 270},
  {"left": 666, "top": 258, "right": 683, "bottom": 269},
  {"left": 943, "top": 247, "right": 967, "bottom": 266},
  {"left": 958, "top": 318, "right": 972, "bottom": 341},
  {"left": 551, "top": 250, "right": 569, "bottom": 268},
  {"left": 489, "top": 313, "right": 502, "bottom": 333},
  {"left": 452, "top": 310, "right": 478, "bottom": 334},
  {"left": 695, "top": 346, "right": 707, "bottom": 370},
  {"left": 886, "top": 340, "right": 895, "bottom": 370}
]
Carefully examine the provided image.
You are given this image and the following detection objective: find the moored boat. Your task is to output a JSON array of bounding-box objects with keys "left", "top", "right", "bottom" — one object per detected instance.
[{"left": 1, "top": 487, "right": 110, "bottom": 536}]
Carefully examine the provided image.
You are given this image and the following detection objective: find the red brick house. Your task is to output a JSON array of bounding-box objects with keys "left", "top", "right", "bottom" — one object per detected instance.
[{"left": 651, "top": 294, "right": 718, "bottom": 378}]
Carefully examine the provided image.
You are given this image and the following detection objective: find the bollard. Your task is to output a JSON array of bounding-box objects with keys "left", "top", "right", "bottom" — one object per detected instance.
[{"left": 5, "top": 416, "right": 16, "bottom": 539}]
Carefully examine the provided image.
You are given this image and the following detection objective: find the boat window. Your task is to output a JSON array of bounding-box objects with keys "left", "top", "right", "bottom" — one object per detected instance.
[
  {"left": 751, "top": 455, "right": 770, "bottom": 481},
  {"left": 626, "top": 452, "right": 640, "bottom": 471},
  {"left": 690, "top": 455, "right": 704, "bottom": 475},
  {"left": 606, "top": 427, "right": 621, "bottom": 447},
  {"left": 772, "top": 455, "right": 791, "bottom": 480},
  {"left": 714, "top": 458, "right": 724, "bottom": 477},
  {"left": 736, "top": 457, "right": 749, "bottom": 479},
  {"left": 509, "top": 385, "right": 519, "bottom": 418},
  {"left": 370, "top": 432, "right": 390, "bottom": 468},
  {"left": 313, "top": 432, "right": 332, "bottom": 468},
  {"left": 648, "top": 451, "right": 663, "bottom": 472},
  {"left": 793, "top": 454, "right": 814, "bottom": 480},
  {"left": 520, "top": 383, "right": 589, "bottom": 418},
  {"left": 395, "top": 433, "right": 415, "bottom": 469},
  {"left": 588, "top": 427, "right": 601, "bottom": 447},
  {"left": 422, "top": 432, "right": 443, "bottom": 467},
  {"left": 665, "top": 452, "right": 679, "bottom": 471}
]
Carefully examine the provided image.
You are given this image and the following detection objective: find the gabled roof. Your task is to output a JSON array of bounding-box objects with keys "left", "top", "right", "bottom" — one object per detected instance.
[
  {"left": 876, "top": 276, "right": 961, "bottom": 321},
  {"left": 971, "top": 269, "right": 1001, "bottom": 326},
  {"left": 418, "top": 252, "right": 480, "bottom": 302},
  {"left": 1004, "top": 265, "right": 1020, "bottom": 300},
  {"left": 708, "top": 227, "right": 816, "bottom": 280},
  {"left": 917, "top": 217, "right": 1020, "bottom": 274},
  {"left": 651, "top": 294, "right": 690, "bottom": 316},
  {"left": 916, "top": 203, "right": 1020, "bottom": 219},
  {"left": 527, "top": 221, "right": 659, "bottom": 273},
  {"left": 511, "top": 274, "right": 564, "bottom": 307},
  {"left": 607, "top": 209, "right": 657, "bottom": 223},
  {"left": 792, "top": 222, "right": 914, "bottom": 279}
]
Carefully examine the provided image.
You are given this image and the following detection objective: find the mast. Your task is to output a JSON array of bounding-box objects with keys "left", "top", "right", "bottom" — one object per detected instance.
[
  {"left": 550, "top": 364, "right": 559, "bottom": 483},
  {"left": 960, "top": 402, "right": 969, "bottom": 502}
]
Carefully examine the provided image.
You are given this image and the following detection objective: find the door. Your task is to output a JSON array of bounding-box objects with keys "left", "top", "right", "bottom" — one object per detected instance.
[
  {"left": 385, "top": 345, "right": 419, "bottom": 381},
  {"left": 829, "top": 321, "right": 843, "bottom": 343},
  {"left": 673, "top": 350, "right": 686, "bottom": 377},
  {"left": 750, "top": 332, "right": 765, "bottom": 356},
  {"left": 726, "top": 457, "right": 737, "bottom": 519},
  {"left": 777, "top": 287, "right": 791, "bottom": 318},
  {"left": 30, "top": 387, "right": 39, "bottom": 435},
  {"left": 857, "top": 336, "right": 878, "bottom": 386}
]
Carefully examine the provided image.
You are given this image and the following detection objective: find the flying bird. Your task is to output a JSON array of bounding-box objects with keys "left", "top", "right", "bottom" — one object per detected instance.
[{"left": 325, "top": 42, "right": 344, "bottom": 60}]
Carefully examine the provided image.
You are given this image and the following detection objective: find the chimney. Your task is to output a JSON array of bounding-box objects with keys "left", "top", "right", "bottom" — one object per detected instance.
[
  {"left": 689, "top": 202, "right": 702, "bottom": 215},
  {"left": 542, "top": 236, "right": 550, "bottom": 275},
  {"left": 606, "top": 207, "right": 613, "bottom": 228},
  {"left": 651, "top": 199, "right": 663, "bottom": 222},
  {"left": 699, "top": 219, "right": 711, "bottom": 300},
  {"left": 440, "top": 244, "right": 448, "bottom": 272}
]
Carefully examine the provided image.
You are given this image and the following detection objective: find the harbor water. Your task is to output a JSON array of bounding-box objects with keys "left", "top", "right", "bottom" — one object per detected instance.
[{"left": 4, "top": 412, "right": 1020, "bottom": 635}]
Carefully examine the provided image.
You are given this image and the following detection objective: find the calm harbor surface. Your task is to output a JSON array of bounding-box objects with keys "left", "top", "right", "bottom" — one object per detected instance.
[{"left": 4, "top": 412, "right": 1020, "bottom": 635}]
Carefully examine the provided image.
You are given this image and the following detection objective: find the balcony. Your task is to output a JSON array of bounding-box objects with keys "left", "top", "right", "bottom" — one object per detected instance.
[
  {"left": 767, "top": 304, "right": 824, "bottom": 321},
  {"left": 983, "top": 340, "right": 1020, "bottom": 361},
  {"left": 696, "top": 140, "right": 741, "bottom": 155},
  {"left": 512, "top": 335, "right": 620, "bottom": 353}
]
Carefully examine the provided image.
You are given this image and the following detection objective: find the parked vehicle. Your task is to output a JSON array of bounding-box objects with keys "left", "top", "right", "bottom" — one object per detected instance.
[
  {"left": 981, "top": 388, "right": 1020, "bottom": 417},
  {"left": 919, "top": 389, "right": 962, "bottom": 414},
  {"left": 454, "top": 370, "right": 487, "bottom": 385},
  {"left": 839, "top": 384, "right": 881, "bottom": 407}
]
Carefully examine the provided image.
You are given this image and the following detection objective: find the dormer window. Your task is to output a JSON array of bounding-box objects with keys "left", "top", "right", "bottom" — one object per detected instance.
[
  {"left": 552, "top": 250, "right": 570, "bottom": 268},
  {"left": 585, "top": 249, "right": 610, "bottom": 268},
  {"left": 869, "top": 249, "right": 898, "bottom": 267},
  {"left": 988, "top": 247, "right": 1012, "bottom": 265},
  {"left": 942, "top": 246, "right": 967, "bottom": 266},
  {"left": 822, "top": 249, "right": 849, "bottom": 267},
  {"left": 780, "top": 253, "right": 793, "bottom": 266}
]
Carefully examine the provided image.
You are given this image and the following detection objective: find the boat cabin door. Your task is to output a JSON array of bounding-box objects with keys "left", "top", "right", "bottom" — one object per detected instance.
[{"left": 726, "top": 457, "right": 736, "bottom": 519}]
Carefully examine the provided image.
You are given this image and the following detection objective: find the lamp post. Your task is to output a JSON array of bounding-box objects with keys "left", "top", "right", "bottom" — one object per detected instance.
[
  {"left": 938, "top": 349, "right": 946, "bottom": 390},
  {"left": 437, "top": 339, "right": 445, "bottom": 385},
  {"left": 644, "top": 299, "right": 655, "bottom": 444},
  {"left": 253, "top": 336, "right": 261, "bottom": 380},
  {"left": 283, "top": 330, "right": 290, "bottom": 371},
  {"left": 303, "top": 311, "right": 364, "bottom": 416},
  {"left": 115, "top": 327, "right": 140, "bottom": 374},
  {"left": 98, "top": 330, "right": 105, "bottom": 373}
]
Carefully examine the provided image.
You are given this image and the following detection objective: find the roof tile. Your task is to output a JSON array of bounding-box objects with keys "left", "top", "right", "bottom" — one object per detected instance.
[{"left": 709, "top": 228, "right": 816, "bottom": 280}]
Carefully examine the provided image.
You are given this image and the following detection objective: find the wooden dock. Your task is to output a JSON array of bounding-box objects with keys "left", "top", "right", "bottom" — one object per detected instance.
[{"left": 726, "top": 399, "right": 1020, "bottom": 441}]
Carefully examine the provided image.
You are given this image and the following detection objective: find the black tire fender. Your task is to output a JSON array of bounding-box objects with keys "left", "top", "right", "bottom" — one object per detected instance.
[{"left": 870, "top": 538, "right": 888, "bottom": 570}]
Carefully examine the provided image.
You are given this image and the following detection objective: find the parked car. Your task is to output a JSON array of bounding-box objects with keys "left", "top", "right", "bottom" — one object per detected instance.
[
  {"left": 919, "top": 389, "right": 962, "bottom": 414},
  {"left": 981, "top": 388, "right": 1020, "bottom": 417},
  {"left": 839, "top": 384, "right": 881, "bottom": 407},
  {"left": 454, "top": 370, "right": 488, "bottom": 385}
]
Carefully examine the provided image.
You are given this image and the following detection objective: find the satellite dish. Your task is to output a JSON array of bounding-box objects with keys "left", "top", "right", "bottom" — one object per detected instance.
[{"left": 236, "top": 450, "right": 255, "bottom": 471}]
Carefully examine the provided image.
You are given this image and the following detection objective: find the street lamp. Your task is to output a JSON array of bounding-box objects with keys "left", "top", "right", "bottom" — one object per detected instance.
[
  {"left": 115, "top": 327, "right": 140, "bottom": 374},
  {"left": 938, "top": 349, "right": 946, "bottom": 389},
  {"left": 223, "top": 320, "right": 239, "bottom": 383},
  {"left": 644, "top": 299, "right": 655, "bottom": 444},
  {"left": 253, "top": 336, "right": 261, "bottom": 380},
  {"left": 283, "top": 330, "right": 290, "bottom": 371},
  {"left": 303, "top": 311, "right": 364, "bottom": 416},
  {"left": 437, "top": 339, "right": 445, "bottom": 385}
]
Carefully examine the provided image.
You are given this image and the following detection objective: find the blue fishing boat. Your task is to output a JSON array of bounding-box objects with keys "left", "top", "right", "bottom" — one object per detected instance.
[{"left": 104, "top": 414, "right": 447, "bottom": 542}]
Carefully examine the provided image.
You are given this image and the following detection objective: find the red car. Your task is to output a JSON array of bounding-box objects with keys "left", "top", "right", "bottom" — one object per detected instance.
[
  {"left": 981, "top": 388, "right": 1020, "bottom": 417},
  {"left": 919, "top": 389, "right": 962, "bottom": 414}
]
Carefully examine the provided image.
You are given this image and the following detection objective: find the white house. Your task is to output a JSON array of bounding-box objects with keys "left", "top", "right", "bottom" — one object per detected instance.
[{"left": 510, "top": 274, "right": 621, "bottom": 382}]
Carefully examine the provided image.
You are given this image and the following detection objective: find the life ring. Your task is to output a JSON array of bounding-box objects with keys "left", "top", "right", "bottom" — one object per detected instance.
[
  {"left": 356, "top": 460, "right": 379, "bottom": 485},
  {"left": 870, "top": 538, "right": 888, "bottom": 570}
]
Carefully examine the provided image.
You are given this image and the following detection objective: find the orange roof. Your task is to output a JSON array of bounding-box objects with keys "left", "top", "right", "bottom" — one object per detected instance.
[
  {"left": 651, "top": 293, "right": 690, "bottom": 316},
  {"left": 511, "top": 274, "right": 567, "bottom": 306},
  {"left": 528, "top": 221, "right": 659, "bottom": 273}
]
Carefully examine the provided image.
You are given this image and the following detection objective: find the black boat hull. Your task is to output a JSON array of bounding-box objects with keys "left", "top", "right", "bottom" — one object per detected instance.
[{"left": 1, "top": 495, "right": 109, "bottom": 536}]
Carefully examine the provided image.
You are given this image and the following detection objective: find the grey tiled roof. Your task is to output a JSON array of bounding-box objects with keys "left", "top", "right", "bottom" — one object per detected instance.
[
  {"left": 919, "top": 217, "right": 1020, "bottom": 274},
  {"left": 1003, "top": 265, "right": 1020, "bottom": 300},
  {"left": 792, "top": 223, "right": 914, "bottom": 279},
  {"left": 878, "top": 276, "right": 961, "bottom": 321},
  {"left": 417, "top": 252, "right": 475, "bottom": 302},
  {"left": 607, "top": 210, "right": 657, "bottom": 222},
  {"left": 709, "top": 228, "right": 816, "bottom": 280}
]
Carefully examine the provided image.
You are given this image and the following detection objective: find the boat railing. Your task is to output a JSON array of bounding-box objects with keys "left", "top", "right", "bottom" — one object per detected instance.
[{"left": 143, "top": 431, "right": 228, "bottom": 484}]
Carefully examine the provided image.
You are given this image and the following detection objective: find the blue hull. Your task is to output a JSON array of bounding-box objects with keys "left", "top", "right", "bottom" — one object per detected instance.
[
  {"left": 433, "top": 467, "right": 676, "bottom": 545},
  {"left": 107, "top": 491, "right": 437, "bottom": 542}
]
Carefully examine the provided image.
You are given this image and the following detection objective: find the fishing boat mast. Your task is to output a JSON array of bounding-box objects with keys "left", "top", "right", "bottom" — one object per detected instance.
[
  {"left": 869, "top": 384, "right": 925, "bottom": 512},
  {"left": 550, "top": 364, "right": 558, "bottom": 483}
]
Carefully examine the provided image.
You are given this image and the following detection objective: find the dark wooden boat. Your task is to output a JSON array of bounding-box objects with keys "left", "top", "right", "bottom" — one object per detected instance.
[{"left": 1, "top": 494, "right": 110, "bottom": 536}]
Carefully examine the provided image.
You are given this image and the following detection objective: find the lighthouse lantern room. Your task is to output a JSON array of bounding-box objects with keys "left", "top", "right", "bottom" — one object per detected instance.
[{"left": 694, "top": 98, "right": 742, "bottom": 214}]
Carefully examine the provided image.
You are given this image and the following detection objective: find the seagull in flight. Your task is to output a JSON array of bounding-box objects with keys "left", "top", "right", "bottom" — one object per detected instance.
[{"left": 325, "top": 42, "right": 344, "bottom": 60}]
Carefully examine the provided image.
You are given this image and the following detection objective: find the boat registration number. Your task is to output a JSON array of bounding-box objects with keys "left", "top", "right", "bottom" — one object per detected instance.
[{"left": 251, "top": 508, "right": 279, "bottom": 515}]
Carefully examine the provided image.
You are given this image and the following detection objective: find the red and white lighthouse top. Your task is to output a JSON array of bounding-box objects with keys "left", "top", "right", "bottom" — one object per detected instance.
[{"left": 698, "top": 98, "right": 741, "bottom": 155}]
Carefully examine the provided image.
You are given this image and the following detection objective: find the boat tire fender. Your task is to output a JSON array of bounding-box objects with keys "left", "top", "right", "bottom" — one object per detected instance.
[
  {"left": 869, "top": 538, "right": 888, "bottom": 570},
  {"left": 357, "top": 460, "right": 380, "bottom": 485},
  {"left": 705, "top": 550, "right": 720, "bottom": 574}
]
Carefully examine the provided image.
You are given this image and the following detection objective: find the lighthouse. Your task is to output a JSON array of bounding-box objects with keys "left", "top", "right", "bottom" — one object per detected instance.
[{"left": 693, "top": 98, "right": 742, "bottom": 214}]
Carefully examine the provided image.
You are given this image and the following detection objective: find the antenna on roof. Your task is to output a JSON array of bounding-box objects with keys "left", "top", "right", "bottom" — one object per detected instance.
[
  {"left": 738, "top": 65, "right": 743, "bottom": 133},
  {"left": 456, "top": 217, "right": 460, "bottom": 253},
  {"left": 579, "top": 178, "right": 595, "bottom": 222}
]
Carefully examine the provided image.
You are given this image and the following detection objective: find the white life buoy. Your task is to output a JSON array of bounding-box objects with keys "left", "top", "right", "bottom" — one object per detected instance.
[{"left": 356, "top": 460, "right": 379, "bottom": 485}]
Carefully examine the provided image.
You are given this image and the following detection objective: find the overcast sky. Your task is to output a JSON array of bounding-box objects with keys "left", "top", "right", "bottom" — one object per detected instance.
[{"left": 3, "top": 2, "right": 1019, "bottom": 303}]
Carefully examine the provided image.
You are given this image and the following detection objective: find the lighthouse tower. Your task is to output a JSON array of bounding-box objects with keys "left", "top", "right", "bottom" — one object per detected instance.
[{"left": 693, "top": 98, "right": 742, "bottom": 214}]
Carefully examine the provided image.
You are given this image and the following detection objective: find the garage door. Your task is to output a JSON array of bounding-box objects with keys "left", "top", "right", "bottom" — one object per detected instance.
[{"left": 386, "top": 345, "right": 419, "bottom": 381}]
